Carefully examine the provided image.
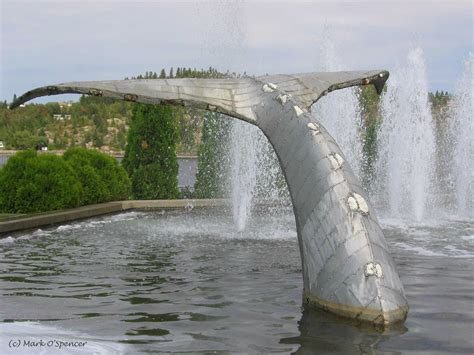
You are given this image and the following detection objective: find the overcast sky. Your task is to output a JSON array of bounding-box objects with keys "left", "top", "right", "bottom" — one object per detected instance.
[{"left": 0, "top": 0, "right": 472, "bottom": 103}]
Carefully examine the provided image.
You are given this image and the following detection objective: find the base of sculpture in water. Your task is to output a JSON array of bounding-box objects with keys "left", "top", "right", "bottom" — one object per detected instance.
[
  {"left": 11, "top": 70, "right": 409, "bottom": 325},
  {"left": 305, "top": 292, "right": 409, "bottom": 325}
]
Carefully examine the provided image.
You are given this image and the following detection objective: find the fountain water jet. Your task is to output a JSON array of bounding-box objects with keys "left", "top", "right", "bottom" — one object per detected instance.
[
  {"left": 231, "top": 122, "right": 286, "bottom": 231},
  {"left": 312, "top": 34, "right": 364, "bottom": 180},
  {"left": 376, "top": 47, "right": 435, "bottom": 221},
  {"left": 231, "top": 122, "right": 261, "bottom": 231},
  {"left": 448, "top": 53, "right": 474, "bottom": 218},
  {"left": 202, "top": 0, "right": 259, "bottom": 231}
]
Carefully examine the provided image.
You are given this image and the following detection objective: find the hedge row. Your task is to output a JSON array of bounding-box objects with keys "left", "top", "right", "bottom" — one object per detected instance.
[{"left": 0, "top": 148, "right": 131, "bottom": 214}]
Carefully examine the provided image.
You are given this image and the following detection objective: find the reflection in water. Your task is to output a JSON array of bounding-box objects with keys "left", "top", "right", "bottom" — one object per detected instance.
[
  {"left": 282, "top": 308, "right": 407, "bottom": 354},
  {"left": 0, "top": 210, "right": 473, "bottom": 353}
]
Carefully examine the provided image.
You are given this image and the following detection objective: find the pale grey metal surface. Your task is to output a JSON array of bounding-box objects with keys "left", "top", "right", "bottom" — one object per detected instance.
[{"left": 10, "top": 70, "right": 408, "bottom": 324}]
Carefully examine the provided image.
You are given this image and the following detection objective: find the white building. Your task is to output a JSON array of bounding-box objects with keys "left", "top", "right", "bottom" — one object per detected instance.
[{"left": 53, "top": 114, "right": 71, "bottom": 120}]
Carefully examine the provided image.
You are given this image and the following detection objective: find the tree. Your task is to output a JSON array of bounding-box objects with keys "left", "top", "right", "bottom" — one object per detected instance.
[
  {"left": 10, "top": 130, "right": 47, "bottom": 150},
  {"left": 122, "top": 103, "right": 179, "bottom": 199},
  {"left": 91, "top": 128, "right": 104, "bottom": 148},
  {"left": 194, "top": 112, "right": 231, "bottom": 198},
  {"left": 358, "top": 85, "right": 381, "bottom": 192}
]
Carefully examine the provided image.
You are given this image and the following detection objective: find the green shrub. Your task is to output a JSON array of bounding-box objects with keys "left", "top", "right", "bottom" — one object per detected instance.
[
  {"left": 63, "top": 147, "right": 131, "bottom": 203},
  {"left": 0, "top": 151, "right": 82, "bottom": 213},
  {"left": 65, "top": 157, "right": 109, "bottom": 205}
]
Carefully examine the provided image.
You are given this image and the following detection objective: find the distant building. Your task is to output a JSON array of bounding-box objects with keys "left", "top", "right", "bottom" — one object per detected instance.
[
  {"left": 0, "top": 141, "right": 4, "bottom": 149},
  {"left": 53, "top": 114, "right": 72, "bottom": 120}
]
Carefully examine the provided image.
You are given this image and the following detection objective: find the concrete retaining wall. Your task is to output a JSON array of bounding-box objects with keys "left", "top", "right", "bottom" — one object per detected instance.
[{"left": 0, "top": 199, "right": 228, "bottom": 235}]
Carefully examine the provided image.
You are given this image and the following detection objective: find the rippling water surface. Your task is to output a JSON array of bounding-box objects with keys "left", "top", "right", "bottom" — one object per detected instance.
[{"left": 0, "top": 208, "right": 473, "bottom": 354}]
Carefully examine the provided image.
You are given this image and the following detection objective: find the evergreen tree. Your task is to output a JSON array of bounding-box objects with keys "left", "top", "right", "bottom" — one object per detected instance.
[
  {"left": 159, "top": 69, "right": 166, "bottom": 79},
  {"left": 122, "top": 103, "right": 179, "bottom": 199},
  {"left": 194, "top": 112, "right": 231, "bottom": 198},
  {"left": 358, "top": 85, "right": 382, "bottom": 193},
  {"left": 169, "top": 67, "right": 174, "bottom": 78}
]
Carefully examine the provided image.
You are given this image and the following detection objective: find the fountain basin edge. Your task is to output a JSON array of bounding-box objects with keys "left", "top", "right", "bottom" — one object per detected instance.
[{"left": 0, "top": 199, "right": 229, "bottom": 236}]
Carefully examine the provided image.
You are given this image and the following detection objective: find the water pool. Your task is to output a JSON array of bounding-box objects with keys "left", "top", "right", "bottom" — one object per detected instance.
[{"left": 0, "top": 208, "right": 473, "bottom": 353}]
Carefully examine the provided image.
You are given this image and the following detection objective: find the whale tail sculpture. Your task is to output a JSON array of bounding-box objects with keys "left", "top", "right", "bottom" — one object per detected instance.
[{"left": 11, "top": 70, "right": 408, "bottom": 325}]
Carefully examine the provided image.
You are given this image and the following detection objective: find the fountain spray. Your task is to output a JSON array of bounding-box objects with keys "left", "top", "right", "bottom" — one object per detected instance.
[{"left": 376, "top": 47, "right": 436, "bottom": 221}]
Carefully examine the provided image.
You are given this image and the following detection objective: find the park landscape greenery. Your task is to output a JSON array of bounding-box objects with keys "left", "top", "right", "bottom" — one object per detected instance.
[
  {"left": 0, "top": 67, "right": 231, "bottom": 213},
  {"left": 0, "top": 67, "right": 452, "bottom": 214},
  {"left": 0, "top": 67, "right": 228, "bottom": 153}
]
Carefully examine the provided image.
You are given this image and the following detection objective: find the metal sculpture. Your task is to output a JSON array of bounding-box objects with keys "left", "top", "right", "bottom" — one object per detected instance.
[{"left": 10, "top": 70, "right": 409, "bottom": 325}]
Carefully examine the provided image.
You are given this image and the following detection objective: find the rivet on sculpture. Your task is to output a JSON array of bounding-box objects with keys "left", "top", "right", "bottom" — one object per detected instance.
[{"left": 10, "top": 70, "right": 409, "bottom": 325}]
